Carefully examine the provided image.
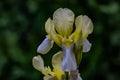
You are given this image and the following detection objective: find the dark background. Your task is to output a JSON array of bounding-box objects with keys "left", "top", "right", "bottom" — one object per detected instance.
[{"left": 0, "top": 0, "right": 120, "bottom": 80}]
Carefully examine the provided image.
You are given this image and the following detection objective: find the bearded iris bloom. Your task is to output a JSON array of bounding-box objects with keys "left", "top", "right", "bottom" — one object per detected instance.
[{"left": 36, "top": 8, "right": 93, "bottom": 80}]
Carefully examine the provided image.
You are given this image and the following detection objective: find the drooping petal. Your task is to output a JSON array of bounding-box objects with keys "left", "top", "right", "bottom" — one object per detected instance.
[
  {"left": 53, "top": 8, "right": 74, "bottom": 37},
  {"left": 37, "top": 36, "right": 54, "bottom": 54},
  {"left": 75, "top": 15, "right": 93, "bottom": 39},
  {"left": 62, "top": 44, "right": 77, "bottom": 72},
  {"left": 32, "top": 55, "right": 44, "bottom": 72},
  {"left": 83, "top": 39, "right": 92, "bottom": 52}
]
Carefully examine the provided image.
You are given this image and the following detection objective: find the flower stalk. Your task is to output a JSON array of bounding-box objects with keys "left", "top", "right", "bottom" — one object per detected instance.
[{"left": 65, "top": 72, "right": 69, "bottom": 80}]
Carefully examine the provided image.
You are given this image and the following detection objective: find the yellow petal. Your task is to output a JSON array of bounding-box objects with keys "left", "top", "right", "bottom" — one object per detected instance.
[
  {"left": 37, "top": 36, "right": 54, "bottom": 54},
  {"left": 45, "top": 18, "right": 54, "bottom": 35},
  {"left": 42, "top": 66, "right": 53, "bottom": 76},
  {"left": 62, "top": 37, "right": 73, "bottom": 47},
  {"left": 51, "top": 33, "right": 63, "bottom": 47},
  {"left": 45, "top": 18, "right": 63, "bottom": 47},
  {"left": 52, "top": 51, "right": 63, "bottom": 71},
  {"left": 75, "top": 15, "right": 93, "bottom": 39},
  {"left": 50, "top": 22, "right": 63, "bottom": 47},
  {"left": 32, "top": 55, "right": 53, "bottom": 77},
  {"left": 52, "top": 51, "right": 64, "bottom": 79},
  {"left": 69, "top": 30, "right": 81, "bottom": 43},
  {"left": 32, "top": 55, "right": 44, "bottom": 72},
  {"left": 53, "top": 8, "right": 74, "bottom": 37}
]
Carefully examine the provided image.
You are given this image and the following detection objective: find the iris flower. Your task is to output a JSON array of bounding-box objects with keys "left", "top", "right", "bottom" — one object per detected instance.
[
  {"left": 36, "top": 8, "right": 93, "bottom": 80},
  {"left": 33, "top": 51, "right": 82, "bottom": 80},
  {"left": 32, "top": 51, "right": 65, "bottom": 80}
]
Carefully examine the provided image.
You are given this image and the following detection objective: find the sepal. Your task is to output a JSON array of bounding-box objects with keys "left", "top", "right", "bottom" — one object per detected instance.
[
  {"left": 37, "top": 36, "right": 54, "bottom": 54},
  {"left": 83, "top": 39, "right": 91, "bottom": 52}
]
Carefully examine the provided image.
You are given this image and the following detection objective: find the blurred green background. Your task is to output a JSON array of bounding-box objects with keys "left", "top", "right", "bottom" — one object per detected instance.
[{"left": 0, "top": 0, "right": 120, "bottom": 80}]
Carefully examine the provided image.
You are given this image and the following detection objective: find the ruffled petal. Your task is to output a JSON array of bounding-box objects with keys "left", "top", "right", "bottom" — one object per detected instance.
[
  {"left": 32, "top": 55, "right": 44, "bottom": 72},
  {"left": 75, "top": 15, "right": 93, "bottom": 39},
  {"left": 83, "top": 39, "right": 92, "bottom": 52},
  {"left": 62, "top": 44, "right": 77, "bottom": 72},
  {"left": 37, "top": 36, "right": 54, "bottom": 54},
  {"left": 53, "top": 8, "right": 74, "bottom": 37}
]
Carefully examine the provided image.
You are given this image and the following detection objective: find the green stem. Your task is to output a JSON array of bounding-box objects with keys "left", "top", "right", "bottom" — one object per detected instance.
[{"left": 65, "top": 72, "right": 69, "bottom": 80}]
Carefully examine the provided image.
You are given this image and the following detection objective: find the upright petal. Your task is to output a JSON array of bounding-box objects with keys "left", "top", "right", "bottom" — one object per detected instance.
[
  {"left": 83, "top": 39, "right": 92, "bottom": 52},
  {"left": 75, "top": 15, "right": 93, "bottom": 39},
  {"left": 52, "top": 51, "right": 63, "bottom": 71},
  {"left": 32, "top": 55, "right": 44, "bottom": 72},
  {"left": 45, "top": 18, "right": 55, "bottom": 36},
  {"left": 50, "top": 21, "right": 63, "bottom": 47},
  {"left": 37, "top": 36, "right": 54, "bottom": 54},
  {"left": 45, "top": 18, "right": 63, "bottom": 47},
  {"left": 62, "top": 44, "right": 77, "bottom": 72},
  {"left": 52, "top": 51, "right": 64, "bottom": 80},
  {"left": 53, "top": 8, "right": 74, "bottom": 37}
]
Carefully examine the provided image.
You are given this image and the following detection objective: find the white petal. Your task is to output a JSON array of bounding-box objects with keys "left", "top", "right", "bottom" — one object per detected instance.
[
  {"left": 53, "top": 8, "right": 74, "bottom": 37},
  {"left": 37, "top": 36, "right": 54, "bottom": 54},
  {"left": 83, "top": 39, "right": 91, "bottom": 52},
  {"left": 75, "top": 15, "right": 93, "bottom": 39},
  {"left": 32, "top": 55, "right": 44, "bottom": 72},
  {"left": 62, "top": 44, "right": 77, "bottom": 72}
]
